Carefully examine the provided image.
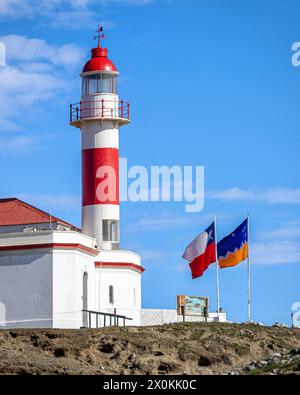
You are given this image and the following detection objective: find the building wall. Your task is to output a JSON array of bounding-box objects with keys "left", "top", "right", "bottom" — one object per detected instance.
[
  {"left": 52, "top": 249, "right": 96, "bottom": 329},
  {"left": 94, "top": 249, "right": 142, "bottom": 326},
  {"left": 0, "top": 230, "right": 97, "bottom": 329},
  {"left": 0, "top": 249, "right": 53, "bottom": 328},
  {"left": 94, "top": 267, "right": 141, "bottom": 326},
  {"left": 0, "top": 230, "right": 142, "bottom": 329}
]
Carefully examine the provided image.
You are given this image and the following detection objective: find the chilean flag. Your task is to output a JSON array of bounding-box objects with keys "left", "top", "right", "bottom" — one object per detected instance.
[{"left": 182, "top": 222, "right": 216, "bottom": 279}]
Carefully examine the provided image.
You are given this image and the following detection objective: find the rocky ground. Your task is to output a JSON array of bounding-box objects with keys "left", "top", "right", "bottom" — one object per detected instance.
[
  {"left": 0, "top": 322, "right": 299, "bottom": 375},
  {"left": 231, "top": 348, "right": 300, "bottom": 375}
]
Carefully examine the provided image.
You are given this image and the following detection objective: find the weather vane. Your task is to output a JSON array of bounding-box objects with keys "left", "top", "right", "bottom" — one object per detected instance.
[{"left": 94, "top": 25, "right": 105, "bottom": 47}]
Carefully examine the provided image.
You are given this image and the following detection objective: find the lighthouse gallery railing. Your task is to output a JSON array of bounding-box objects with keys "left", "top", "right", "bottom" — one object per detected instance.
[{"left": 70, "top": 99, "right": 130, "bottom": 123}]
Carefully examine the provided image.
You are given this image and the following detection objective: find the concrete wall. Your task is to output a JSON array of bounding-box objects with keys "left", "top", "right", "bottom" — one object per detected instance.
[
  {"left": 52, "top": 249, "right": 96, "bottom": 329},
  {"left": 140, "top": 309, "right": 227, "bottom": 326},
  {"left": 94, "top": 268, "right": 141, "bottom": 326},
  {"left": 0, "top": 230, "right": 97, "bottom": 329},
  {"left": 0, "top": 230, "right": 142, "bottom": 329},
  {"left": 0, "top": 249, "right": 53, "bottom": 328},
  {"left": 93, "top": 249, "right": 142, "bottom": 327}
]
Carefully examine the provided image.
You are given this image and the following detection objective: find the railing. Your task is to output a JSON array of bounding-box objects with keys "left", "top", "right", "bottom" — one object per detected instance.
[
  {"left": 82, "top": 309, "right": 133, "bottom": 328},
  {"left": 70, "top": 99, "right": 130, "bottom": 123}
]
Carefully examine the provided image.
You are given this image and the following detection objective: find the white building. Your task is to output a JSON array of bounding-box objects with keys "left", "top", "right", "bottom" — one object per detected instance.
[{"left": 0, "top": 28, "right": 144, "bottom": 329}]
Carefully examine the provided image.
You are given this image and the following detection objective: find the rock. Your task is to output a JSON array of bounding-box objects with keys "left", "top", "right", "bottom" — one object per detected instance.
[
  {"left": 198, "top": 355, "right": 212, "bottom": 367},
  {"left": 30, "top": 335, "right": 39, "bottom": 347},
  {"left": 272, "top": 353, "right": 281, "bottom": 358},
  {"left": 99, "top": 343, "right": 114, "bottom": 353},
  {"left": 290, "top": 348, "right": 300, "bottom": 356},
  {"left": 158, "top": 363, "right": 170, "bottom": 373},
  {"left": 53, "top": 348, "right": 65, "bottom": 357}
]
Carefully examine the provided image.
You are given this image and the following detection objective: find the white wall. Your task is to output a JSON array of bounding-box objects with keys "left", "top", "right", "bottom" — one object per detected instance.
[
  {"left": 140, "top": 309, "right": 227, "bottom": 326},
  {"left": 94, "top": 267, "right": 141, "bottom": 326},
  {"left": 0, "top": 249, "right": 53, "bottom": 328},
  {"left": 0, "top": 230, "right": 143, "bottom": 329},
  {"left": 52, "top": 249, "right": 96, "bottom": 329},
  {"left": 94, "top": 249, "right": 142, "bottom": 326},
  {"left": 0, "top": 230, "right": 98, "bottom": 329}
]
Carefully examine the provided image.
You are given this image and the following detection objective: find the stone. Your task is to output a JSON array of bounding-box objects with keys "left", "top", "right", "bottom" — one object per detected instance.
[
  {"left": 272, "top": 353, "right": 281, "bottom": 358},
  {"left": 290, "top": 348, "right": 300, "bottom": 356}
]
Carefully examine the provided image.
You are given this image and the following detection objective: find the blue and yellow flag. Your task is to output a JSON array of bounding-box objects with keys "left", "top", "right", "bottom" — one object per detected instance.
[{"left": 217, "top": 219, "right": 249, "bottom": 269}]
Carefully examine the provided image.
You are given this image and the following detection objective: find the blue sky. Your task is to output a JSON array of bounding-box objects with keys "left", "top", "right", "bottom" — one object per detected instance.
[{"left": 0, "top": 0, "right": 300, "bottom": 325}]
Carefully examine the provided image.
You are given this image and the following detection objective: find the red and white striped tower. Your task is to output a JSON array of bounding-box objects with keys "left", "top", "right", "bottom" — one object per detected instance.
[{"left": 70, "top": 26, "right": 130, "bottom": 250}]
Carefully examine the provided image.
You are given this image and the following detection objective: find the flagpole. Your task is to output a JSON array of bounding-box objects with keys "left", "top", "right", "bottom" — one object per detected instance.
[
  {"left": 214, "top": 216, "right": 220, "bottom": 320},
  {"left": 247, "top": 214, "right": 251, "bottom": 322}
]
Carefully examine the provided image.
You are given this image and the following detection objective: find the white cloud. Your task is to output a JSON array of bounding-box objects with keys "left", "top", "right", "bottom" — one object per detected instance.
[
  {"left": 1, "top": 35, "right": 84, "bottom": 68},
  {"left": 209, "top": 187, "right": 300, "bottom": 204},
  {"left": 262, "top": 225, "right": 300, "bottom": 239},
  {"left": 251, "top": 240, "right": 300, "bottom": 265},
  {"left": 48, "top": 9, "right": 99, "bottom": 29},
  {"left": 139, "top": 248, "right": 167, "bottom": 261},
  {"left": 0, "top": 0, "right": 155, "bottom": 28},
  {"left": 0, "top": 0, "right": 32, "bottom": 17},
  {"left": 101, "top": 0, "right": 155, "bottom": 4},
  {"left": 16, "top": 193, "right": 81, "bottom": 212},
  {"left": 124, "top": 213, "right": 223, "bottom": 231},
  {"left": 0, "top": 135, "right": 38, "bottom": 154},
  {"left": 0, "top": 64, "right": 66, "bottom": 134},
  {"left": 248, "top": 219, "right": 300, "bottom": 265},
  {"left": 0, "top": 35, "right": 84, "bottom": 148}
]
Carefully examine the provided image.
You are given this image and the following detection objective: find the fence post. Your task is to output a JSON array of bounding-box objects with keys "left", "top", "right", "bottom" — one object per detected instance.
[
  {"left": 79, "top": 101, "right": 82, "bottom": 119},
  {"left": 89, "top": 312, "right": 91, "bottom": 328},
  {"left": 114, "top": 308, "right": 117, "bottom": 326},
  {"left": 101, "top": 98, "right": 104, "bottom": 118},
  {"left": 127, "top": 103, "right": 130, "bottom": 120},
  {"left": 69, "top": 104, "right": 72, "bottom": 122},
  {"left": 120, "top": 100, "right": 124, "bottom": 118},
  {"left": 76, "top": 106, "right": 79, "bottom": 121}
]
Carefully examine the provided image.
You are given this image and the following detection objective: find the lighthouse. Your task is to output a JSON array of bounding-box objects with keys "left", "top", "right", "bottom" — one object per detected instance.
[
  {"left": 69, "top": 26, "right": 144, "bottom": 326},
  {"left": 0, "top": 27, "right": 143, "bottom": 329},
  {"left": 70, "top": 26, "right": 128, "bottom": 250}
]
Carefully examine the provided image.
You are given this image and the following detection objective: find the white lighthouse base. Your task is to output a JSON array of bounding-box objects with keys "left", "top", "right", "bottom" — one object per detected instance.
[
  {"left": 94, "top": 250, "right": 143, "bottom": 327},
  {"left": 0, "top": 230, "right": 143, "bottom": 329}
]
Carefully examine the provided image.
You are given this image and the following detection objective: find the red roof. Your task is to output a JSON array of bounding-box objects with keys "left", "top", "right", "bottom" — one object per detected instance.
[
  {"left": 0, "top": 198, "right": 80, "bottom": 230},
  {"left": 82, "top": 46, "right": 117, "bottom": 73}
]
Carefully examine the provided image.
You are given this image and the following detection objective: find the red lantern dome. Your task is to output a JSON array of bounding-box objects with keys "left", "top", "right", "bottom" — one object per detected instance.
[{"left": 82, "top": 45, "right": 117, "bottom": 73}]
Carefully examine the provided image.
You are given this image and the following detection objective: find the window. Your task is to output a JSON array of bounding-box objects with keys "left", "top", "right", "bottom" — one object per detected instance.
[
  {"left": 82, "top": 74, "right": 117, "bottom": 95},
  {"left": 109, "top": 285, "right": 114, "bottom": 304},
  {"left": 102, "top": 220, "right": 119, "bottom": 242}
]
